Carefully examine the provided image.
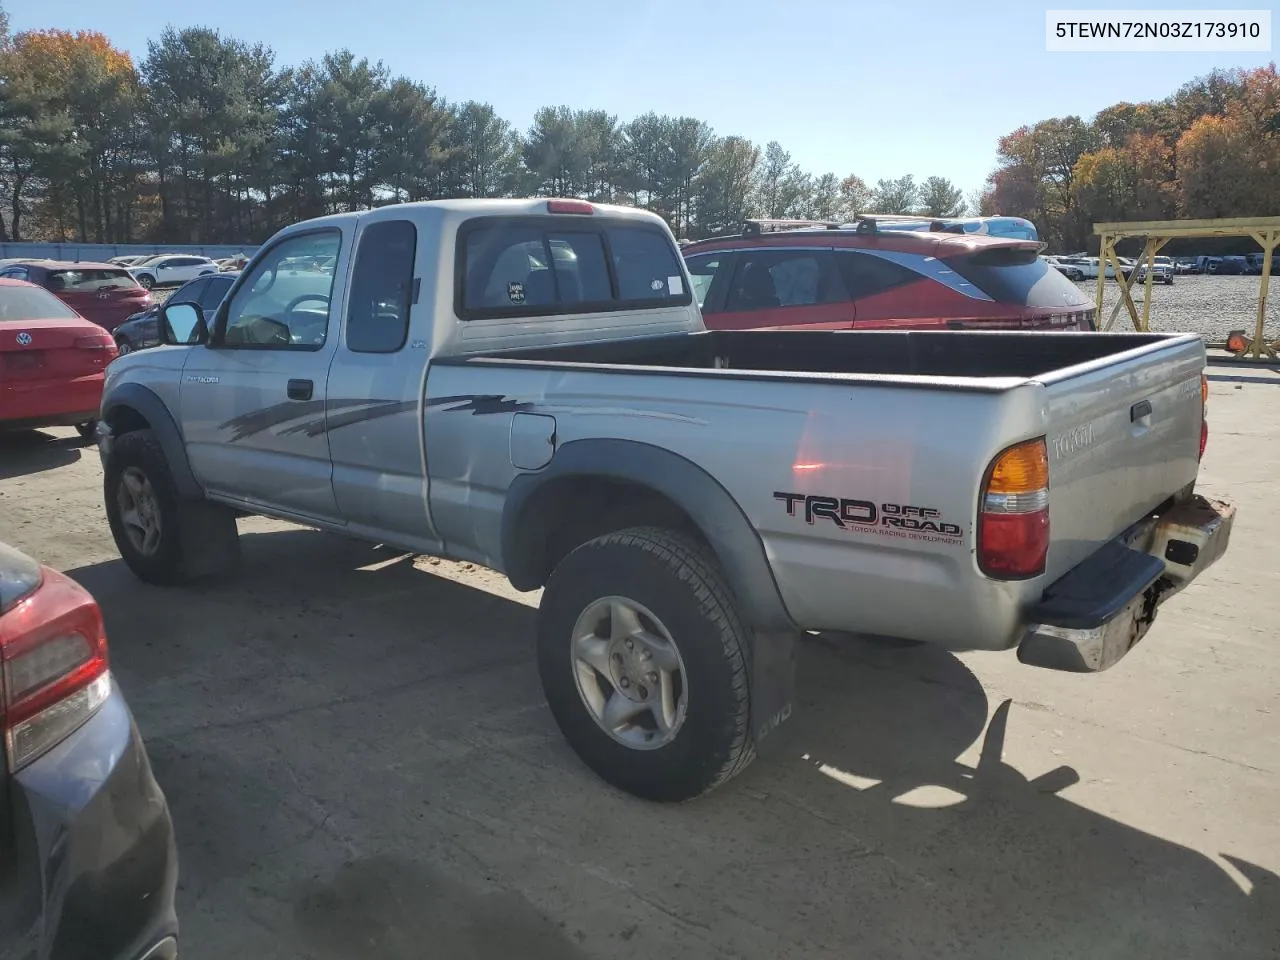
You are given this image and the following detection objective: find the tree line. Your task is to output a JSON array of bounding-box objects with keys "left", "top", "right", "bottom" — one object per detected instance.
[
  {"left": 0, "top": 15, "right": 968, "bottom": 244},
  {"left": 980, "top": 64, "right": 1280, "bottom": 252},
  {"left": 4, "top": 6, "right": 1274, "bottom": 250}
]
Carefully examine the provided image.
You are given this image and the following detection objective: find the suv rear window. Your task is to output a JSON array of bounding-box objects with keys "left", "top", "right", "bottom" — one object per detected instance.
[
  {"left": 946, "top": 248, "right": 1089, "bottom": 308},
  {"left": 459, "top": 218, "right": 691, "bottom": 318},
  {"left": 46, "top": 269, "right": 138, "bottom": 292}
]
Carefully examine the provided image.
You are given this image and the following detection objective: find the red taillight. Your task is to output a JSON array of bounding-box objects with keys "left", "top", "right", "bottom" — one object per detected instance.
[
  {"left": 546, "top": 199, "right": 594, "bottom": 215},
  {"left": 1199, "top": 373, "right": 1209, "bottom": 460},
  {"left": 0, "top": 569, "right": 110, "bottom": 771},
  {"left": 75, "top": 333, "right": 118, "bottom": 365},
  {"left": 978, "top": 437, "right": 1050, "bottom": 579}
]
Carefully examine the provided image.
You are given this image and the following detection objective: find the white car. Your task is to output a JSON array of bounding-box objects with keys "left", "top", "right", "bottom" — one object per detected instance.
[
  {"left": 128, "top": 255, "right": 218, "bottom": 289},
  {"left": 1055, "top": 256, "right": 1098, "bottom": 280},
  {"left": 1135, "top": 256, "right": 1175, "bottom": 285}
]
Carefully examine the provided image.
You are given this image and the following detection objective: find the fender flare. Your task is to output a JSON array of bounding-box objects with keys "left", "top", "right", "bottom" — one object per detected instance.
[
  {"left": 101, "top": 382, "right": 203, "bottom": 500},
  {"left": 501, "top": 438, "right": 795, "bottom": 632}
]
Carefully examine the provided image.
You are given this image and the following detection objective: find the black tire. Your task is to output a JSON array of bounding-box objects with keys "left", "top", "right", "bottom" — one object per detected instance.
[
  {"left": 537, "top": 526, "right": 755, "bottom": 802},
  {"left": 136, "top": 274, "right": 155, "bottom": 289},
  {"left": 104, "top": 429, "right": 240, "bottom": 585},
  {"left": 75, "top": 420, "right": 98, "bottom": 443}
]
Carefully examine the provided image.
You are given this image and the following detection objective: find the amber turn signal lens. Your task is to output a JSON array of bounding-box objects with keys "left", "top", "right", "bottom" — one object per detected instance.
[{"left": 986, "top": 438, "right": 1049, "bottom": 495}]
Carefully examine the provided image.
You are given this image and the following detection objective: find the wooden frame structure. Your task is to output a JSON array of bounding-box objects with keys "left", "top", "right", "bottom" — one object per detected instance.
[{"left": 1093, "top": 216, "right": 1280, "bottom": 360}]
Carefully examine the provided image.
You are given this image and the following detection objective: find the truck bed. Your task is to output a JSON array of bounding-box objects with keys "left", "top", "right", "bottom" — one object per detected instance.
[
  {"left": 442, "top": 330, "right": 1194, "bottom": 384},
  {"left": 428, "top": 327, "right": 1205, "bottom": 650}
]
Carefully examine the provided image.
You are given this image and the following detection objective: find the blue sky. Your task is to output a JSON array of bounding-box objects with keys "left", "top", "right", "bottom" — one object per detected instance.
[{"left": 12, "top": 0, "right": 1278, "bottom": 195}]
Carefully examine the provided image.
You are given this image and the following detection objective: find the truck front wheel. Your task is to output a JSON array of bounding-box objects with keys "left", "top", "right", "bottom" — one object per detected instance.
[
  {"left": 537, "top": 526, "right": 755, "bottom": 801},
  {"left": 104, "top": 429, "right": 240, "bottom": 584}
]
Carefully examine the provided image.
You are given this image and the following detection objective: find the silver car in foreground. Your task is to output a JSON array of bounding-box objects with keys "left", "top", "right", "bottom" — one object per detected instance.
[{"left": 95, "top": 198, "right": 1234, "bottom": 802}]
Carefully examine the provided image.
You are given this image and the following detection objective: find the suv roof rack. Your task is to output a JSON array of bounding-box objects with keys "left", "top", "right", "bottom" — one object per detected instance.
[
  {"left": 741, "top": 218, "right": 841, "bottom": 236},
  {"left": 852, "top": 213, "right": 951, "bottom": 235}
]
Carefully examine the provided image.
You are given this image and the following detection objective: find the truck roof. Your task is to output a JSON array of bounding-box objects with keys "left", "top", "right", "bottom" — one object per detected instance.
[{"left": 282, "top": 198, "right": 671, "bottom": 234}]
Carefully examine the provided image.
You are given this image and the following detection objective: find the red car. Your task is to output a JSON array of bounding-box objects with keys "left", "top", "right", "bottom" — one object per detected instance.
[
  {"left": 682, "top": 219, "right": 1096, "bottom": 331},
  {"left": 0, "top": 279, "right": 118, "bottom": 438},
  {"left": 0, "top": 260, "right": 152, "bottom": 333}
]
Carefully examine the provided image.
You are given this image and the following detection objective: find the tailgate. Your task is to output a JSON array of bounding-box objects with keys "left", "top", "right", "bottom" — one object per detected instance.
[{"left": 1039, "top": 335, "right": 1205, "bottom": 579}]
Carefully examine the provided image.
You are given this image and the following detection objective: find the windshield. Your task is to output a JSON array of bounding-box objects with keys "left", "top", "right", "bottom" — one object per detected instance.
[
  {"left": 47, "top": 268, "right": 138, "bottom": 292},
  {"left": 0, "top": 284, "right": 84, "bottom": 321}
]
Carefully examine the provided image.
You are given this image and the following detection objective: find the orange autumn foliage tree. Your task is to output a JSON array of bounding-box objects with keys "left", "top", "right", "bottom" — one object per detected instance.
[
  {"left": 986, "top": 63, "right": 1279, "bottom": 250},
  {"left": 0, "top": 29, "right": 148, "bottom": 241}
]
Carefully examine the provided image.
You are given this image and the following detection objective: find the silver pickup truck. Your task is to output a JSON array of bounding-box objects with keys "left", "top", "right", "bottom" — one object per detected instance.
[{"left": 97, "top": 198, "right": 1235, "bottom": 802}]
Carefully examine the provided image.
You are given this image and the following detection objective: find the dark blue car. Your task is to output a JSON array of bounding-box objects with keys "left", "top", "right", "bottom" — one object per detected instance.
[
  {"left": 114, "top": 272, "right": 238, "bottom": 355},
  {"left": 0, "top": 541, "right": 178, "bottom": 960}
]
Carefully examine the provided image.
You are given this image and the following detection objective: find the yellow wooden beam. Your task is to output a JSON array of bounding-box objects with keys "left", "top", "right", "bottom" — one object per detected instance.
[
  {"left": 1093, "top": 215, "right": 1280, "bottom": 237},
  {"left": 1252, "top": 230, "right": 1277, "bottom": 360}
]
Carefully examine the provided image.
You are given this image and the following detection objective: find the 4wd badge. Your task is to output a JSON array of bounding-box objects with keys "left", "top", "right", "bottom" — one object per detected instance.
[{"left": 507, "top": 281, "right": 525, "bottom": 305}]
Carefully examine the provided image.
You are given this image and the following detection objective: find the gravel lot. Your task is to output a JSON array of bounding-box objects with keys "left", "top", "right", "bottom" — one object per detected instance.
[
  {"left": 1082, "top": 274, "right": 1277, "bottom": 343},
  {"left": 0, "top": 376, "right": 1278, "bottom": 959}
]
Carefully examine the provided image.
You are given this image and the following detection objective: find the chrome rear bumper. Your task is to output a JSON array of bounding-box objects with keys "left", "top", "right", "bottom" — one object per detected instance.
[{"left": 1018, "top": 495, "right": 1235, "bottom": 672}]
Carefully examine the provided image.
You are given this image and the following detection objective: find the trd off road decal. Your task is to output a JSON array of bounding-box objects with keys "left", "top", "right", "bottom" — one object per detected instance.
[{"left": 774, "top": 491, "right": 964, "bottom": 544}]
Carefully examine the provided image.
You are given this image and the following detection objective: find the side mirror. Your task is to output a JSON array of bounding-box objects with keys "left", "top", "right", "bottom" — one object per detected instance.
[{"left": 160, "top": 302, "right": 208, "bottom": 346}]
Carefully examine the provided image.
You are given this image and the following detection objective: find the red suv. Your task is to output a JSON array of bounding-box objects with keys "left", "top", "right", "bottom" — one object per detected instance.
[
  {"left": 682, "top": 219, "right": 1095, "bottom": 332},
  {"left": 0, "top": 260, "right": 153, "bottom": 333}
]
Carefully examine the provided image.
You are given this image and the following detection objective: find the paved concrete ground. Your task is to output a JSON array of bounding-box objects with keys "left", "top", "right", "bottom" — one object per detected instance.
[{"left": 1, "top": 371, "right": 1278, "bottom": 959}]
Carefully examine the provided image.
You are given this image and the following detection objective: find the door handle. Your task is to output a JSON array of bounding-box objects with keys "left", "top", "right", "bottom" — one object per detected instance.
[
  {"left": 287, "top": 379, "right": 313, "bottom": 401},
  {"left": 1130, "top": 399, "right": 1152, "bottom": 422}
]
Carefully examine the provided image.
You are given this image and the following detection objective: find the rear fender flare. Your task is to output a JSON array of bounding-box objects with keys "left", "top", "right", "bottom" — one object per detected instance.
[{"left": 500, "top": 439, "right": 795, "bottom": 632}]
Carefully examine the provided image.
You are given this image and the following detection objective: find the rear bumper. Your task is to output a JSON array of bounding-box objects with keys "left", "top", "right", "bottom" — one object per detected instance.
[
  {"left": 3, "top": 681, "right": 179, "bottom": 960},
  {"left": 1, "top": 375, "right": 104, "bottom": 430},
  {"left": 1018, "top": 495, "right": 1234, "bottom": 672}
]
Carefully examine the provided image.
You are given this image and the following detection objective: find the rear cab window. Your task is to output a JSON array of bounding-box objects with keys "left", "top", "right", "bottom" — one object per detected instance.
[{"left": 457, "top": 216, "right": 691, "bottom": 319}]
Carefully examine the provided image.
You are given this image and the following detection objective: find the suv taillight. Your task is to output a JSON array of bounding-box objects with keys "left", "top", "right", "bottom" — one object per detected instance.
[
  {"left": 978, "top": 437, "right": 1050, "bottom": 579},
  {"left": 0, "top": 569, "right": 110, "bottom": 771}
]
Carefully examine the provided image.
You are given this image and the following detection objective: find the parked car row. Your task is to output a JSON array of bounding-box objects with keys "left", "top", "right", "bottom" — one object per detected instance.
[
  {"left": 106, "top": 253, "right": 249, "bottom": 276},
  {"left": 1045, "top": 252, "right": 1268, "bottom": 280}
]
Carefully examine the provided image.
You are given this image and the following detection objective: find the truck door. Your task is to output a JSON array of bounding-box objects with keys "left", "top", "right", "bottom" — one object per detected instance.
[
  {"left": 179, "top": 227, "right": 347, "bottom": 520},
  {"left": 325, "top": 216, "right": 440, "bottom": 547}
]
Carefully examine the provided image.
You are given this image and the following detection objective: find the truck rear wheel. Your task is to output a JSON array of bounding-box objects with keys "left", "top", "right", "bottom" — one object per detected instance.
[
  {"left": 104, "top": 429, "right": 240, "bottom": 585},
  {"left": 537, "top": 526, "right": 755, "bottom": 801}
]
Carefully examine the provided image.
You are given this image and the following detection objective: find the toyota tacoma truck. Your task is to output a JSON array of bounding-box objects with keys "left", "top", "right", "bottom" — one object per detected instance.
[{"left": 95, "top": 198, "right": 1235, "bottom": 802}]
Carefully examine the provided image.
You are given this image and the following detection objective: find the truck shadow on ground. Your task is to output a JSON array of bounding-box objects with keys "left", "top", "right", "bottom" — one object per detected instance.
[
  {"left": 0, "top": 430, "right": 84, "bottom": 479},
  {"left": 69, "top": 528, "right": 1280, "bottom": 960}
]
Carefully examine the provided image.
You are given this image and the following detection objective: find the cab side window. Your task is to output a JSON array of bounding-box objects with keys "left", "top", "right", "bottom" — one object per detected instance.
[
  {"left": 346, "top": 220, "right": 417, "bottom": 353},
  {"left": 221, "top": 231, "right": 341, "bottom": 349}
]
